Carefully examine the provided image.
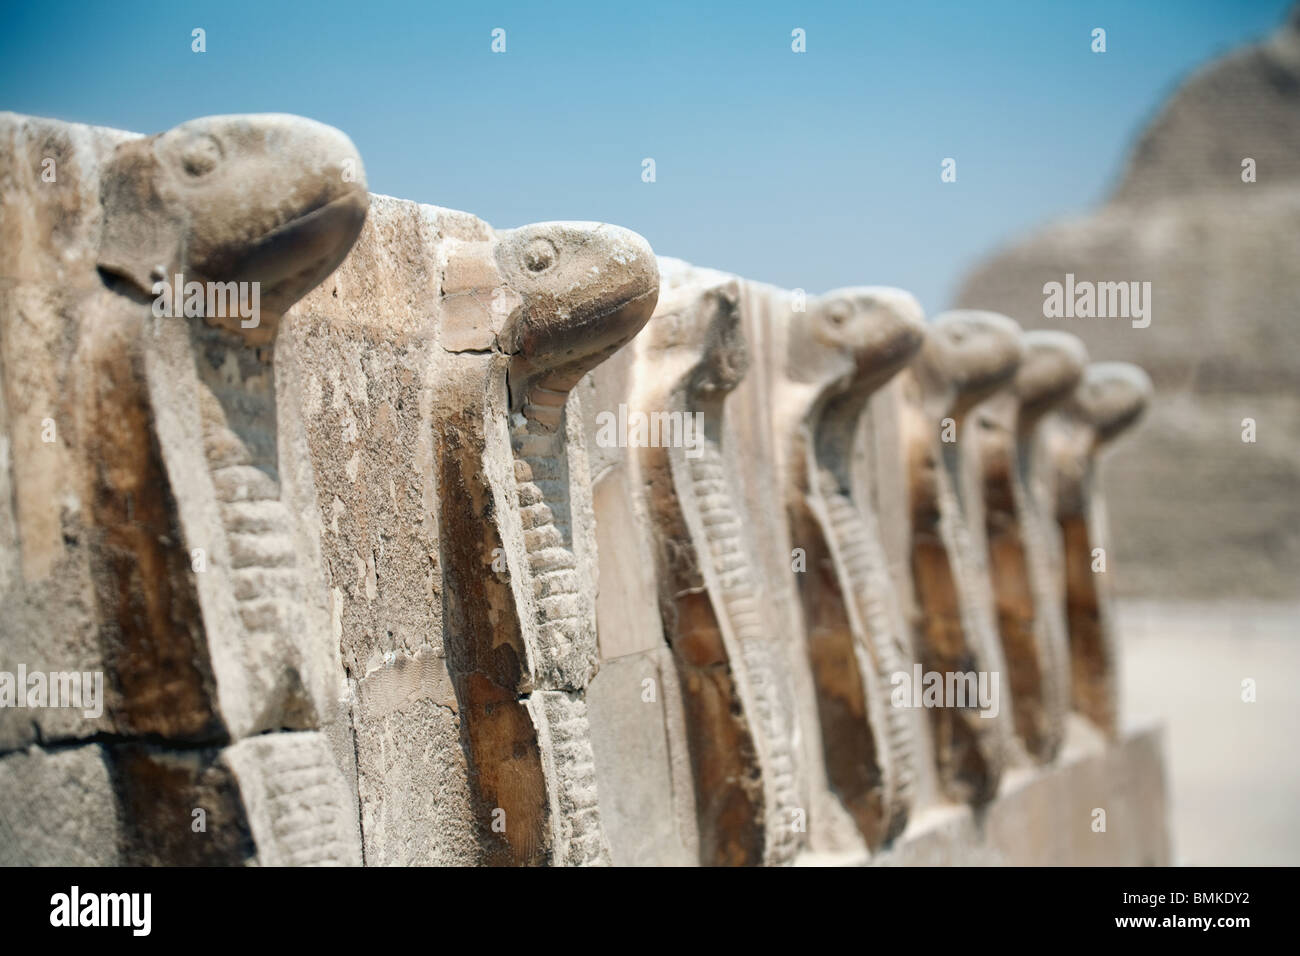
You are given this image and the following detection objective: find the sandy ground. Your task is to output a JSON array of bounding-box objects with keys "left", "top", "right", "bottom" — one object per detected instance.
[{"left": 1120, "top": 599, "right": 1300, "bottom": 865}]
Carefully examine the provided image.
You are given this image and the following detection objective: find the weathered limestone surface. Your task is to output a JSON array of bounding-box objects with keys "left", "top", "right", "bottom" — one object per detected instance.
[
  {"left": 584, "top": 646, "right": 698, "bottom": 866},
  {"left": 1038, "top": 363, "right": 1152, "bottom": 737},
  {"left": 955, "top": 7, "right": 1300, "bottom": 601},
  {"left": 589, "top": 260, "right": 805, "bottom": 865},
  {"left": 967, "top": 330, "right": 1088, "bottom": 763},
  {"left": 866, "top": 312, "right": 1023, "bottom": 805},
  {"left": 494, "top": 221, "right": 658, "bottom": 864},
  {"left": 580, "top": 262, "right": 1171, "bottom": 866},
  {"left": 0, "top": 744, "right": 121, "bottom": 865},
  {"left": 1, "top": 111, "right": 368, "bottom": 864},
  {"left": 865, "top": 721, "right": 1171, "bottom": 866},
  {"left": 282, "top": 196, "right": 484, "bottom": 865},
  {"left": 582, "top": 318, "right": 699, "bottom": 866},
  {"left": 0, "top": 113, "right": 150, "bottom": 750},
  {"left": 768, "top": 287, "right": 925, "bottom": 850},
  {"left": 223, "top": 732, "right": 362, "bottom": 866},
  {"left": 288, "top": 199, "right": 659, "bottom": 865},
  {"left": 726, "top": 279, "right": 843, "bottom": 855},
  {"left": 2, "top": 111, "right": 1172, "bottom": 867}
]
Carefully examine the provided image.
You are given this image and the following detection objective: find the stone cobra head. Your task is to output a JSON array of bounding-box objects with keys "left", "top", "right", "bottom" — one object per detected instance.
[
  {"left": 1012, "top": 331, "right": 1090, "bottom": 431},
  {"left": 97, "top": 114, "right": 368, "bottom": 343},
  {"left": 1065, "top": 362, "right": 1153, "bottom": 450},
  {"left": 495, "top": 222, "right": 659, "bottom": 427},
  {"left": 634, "top": 264, "right": 748, "bottom": 407},
  {"left": 788, "top": 286, "right": 926, "bottom": 398},
  {"left": 914, "top": 310, "right": 1024, "bottom": 421}
]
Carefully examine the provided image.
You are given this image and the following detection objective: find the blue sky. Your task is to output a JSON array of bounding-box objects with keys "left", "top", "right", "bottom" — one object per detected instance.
[{"left": 1, "top": 0, "right": 1291, "bottom": 312}]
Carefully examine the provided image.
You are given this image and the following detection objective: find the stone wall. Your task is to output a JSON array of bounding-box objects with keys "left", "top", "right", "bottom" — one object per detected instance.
[{"left": 0, "top": 111, "right": 1169, "bottom": 866}]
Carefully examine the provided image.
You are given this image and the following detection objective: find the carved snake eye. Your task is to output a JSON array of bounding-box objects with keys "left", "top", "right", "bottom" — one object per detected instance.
[
  {"left": 522, "top": 238, "right": 558, "bottom": 273},
  {"left": 179, "top": 133, "right": 222, "bottom": 177},
  {"left": 825, "top": 303, "right": 852, "bottom": 327}
]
